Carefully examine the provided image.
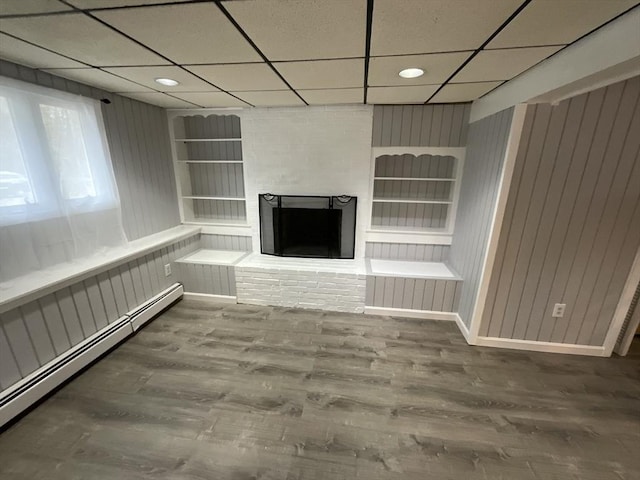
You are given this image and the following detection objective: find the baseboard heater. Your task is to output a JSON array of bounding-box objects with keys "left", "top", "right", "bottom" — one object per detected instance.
[{"left": 0, "top": 283, "right": 183, "bottom": 428}]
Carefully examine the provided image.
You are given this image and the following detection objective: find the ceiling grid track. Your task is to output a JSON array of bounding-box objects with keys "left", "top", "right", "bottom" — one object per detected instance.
[
  {"left": 363, "top": 0, "right": 375, "bottom": 104},
  {"left": 213, "top": 0, "right": 309, "bottom": 106},
  {"left": 57, "top": 0, "right": 255, "bottom": 108},
  {"left": 424, "top": 0, "right": 534, "bottom": 104}
]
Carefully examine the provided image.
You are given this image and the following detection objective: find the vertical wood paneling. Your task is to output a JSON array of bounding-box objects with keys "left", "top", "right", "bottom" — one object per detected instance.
[
  {"left": 365, "top": 243, "right": 450, "bottom": 262},
  {"left": 2, "top": 310, "right": 39, "bottom": 377},
  {"left": 448, "top": 108, "right": 514, "bottom": 329},
  {"left": 177, "top": 262, "right": 236, "bottom": 296},
  {"left": 481, "top": 77, "right": 640, "bottom": 346},
  {"left": 201, "top": 234, "right": 252, "bottom": 251},
  {"left": 0, "top": 326, "right": 21, "bottom": 390},
  {"left": 366, "top": 276, "right": 461, "bottom": 311},
  {"left": 0, "top": 235, "right": 200, "bottom": 391},
  {"left": 38, "top": 294, "right": 71, "bottom": 355},
  {"left": 372, "top": 104, "right": 470, "bottom": 147},
  {"left": 20, "top": 302, "right": 56, "bottom": 366}
]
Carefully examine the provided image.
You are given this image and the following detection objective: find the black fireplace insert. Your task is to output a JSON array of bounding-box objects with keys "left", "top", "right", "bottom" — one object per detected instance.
[{"left": 259, "top": 194, "right": 356, "bottom": 259}]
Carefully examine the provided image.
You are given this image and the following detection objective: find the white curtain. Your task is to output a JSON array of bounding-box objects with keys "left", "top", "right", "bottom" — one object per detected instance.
[{"left": 0, "top": 76, "right": 127, "bottom": 282}]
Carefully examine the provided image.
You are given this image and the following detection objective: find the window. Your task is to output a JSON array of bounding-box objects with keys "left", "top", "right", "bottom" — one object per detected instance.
[
  {"left": 0, "top": 76, "right": 118, "bottom": 226},
  {"left": 0, "top": 76, "right": 126, "bottom": 282}
]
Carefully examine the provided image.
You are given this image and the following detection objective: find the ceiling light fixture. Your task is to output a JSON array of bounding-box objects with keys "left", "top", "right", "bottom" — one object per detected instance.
[
  {"left": 155, "top": 78, "right": 179, "bottom": 87},
  {"left": 398, "top": 68, "right": 424, "bottom": 79}
]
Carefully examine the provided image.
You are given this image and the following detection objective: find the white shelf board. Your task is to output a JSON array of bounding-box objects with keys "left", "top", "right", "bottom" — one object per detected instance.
[
  {"left": 176, "top": 249, "right": 248, "bottom": 266},
  {"left": 372, "top": 198, "right": 452, "bottom": 204},
  {"left": 368, "top": 259, "right": 461, "bottom": 280},
  {"left": 182, "top": 196, "right": 245, "bottom": 201},
  {"left": 178, "top": 160, "right": 243, "bottom": 164},
  {"left": 0, "top": 225, "right": 201, "bottom": 314},
  {"left": 365, "top": 227, "right": 452, "bottom": 245},
  {"left": 374, "top": 177, "right": 454, "bottom": 181},
  {"left": 183, "top": 219, "right": 248, "bottom": 227},
  {"left": 174, "top": 138, "right": 241, "bottom": 142}
]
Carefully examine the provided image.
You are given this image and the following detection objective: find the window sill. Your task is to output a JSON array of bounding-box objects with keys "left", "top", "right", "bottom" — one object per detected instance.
[{"left": 0, "top": 225, "right": 201, "bottom": 314}]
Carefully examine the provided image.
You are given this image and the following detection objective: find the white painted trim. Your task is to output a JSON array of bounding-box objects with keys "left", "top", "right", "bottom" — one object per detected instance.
[
  {"left": 182, "top": 292, "right": 237, "bottom": 303},
  {"left": 365, "top": 230, "right": 452, "bottom": 245},
  {"left": 607, "top": 246, "right": 640, "bottom": 356},
  {"left": 364, "top": 306, "right": 457, "bottom": 321},
  {"left": 128, "top": 283, "right": 183, "bottom": 331},
  {"left": 0, "top": 317, "right": 133, "bottom": 427},
  {"left": 470, "top": 8, "right": 640, "bottom": 122},
  {"left": 475, "top": 336, "right": 608, "bottom": 357},
  {"left": 0, "top": 283, "right": 186, "bottom": 426},
  {"left": 453, "top": 313, "right": 472, "bottom": 344},
  {"left": 0, "top": 226, "right": 200, "bottom": 314},
  {"left": 198, "top": 224, "right": 252, "bottom": 236},
  {"left": 167, "top": 110, "right": 186, "bottom": 223},
  {"left": 467, "top": 105, "right": 527, "bottom": 343},
  {"left": 528, "top": 57, "right": 640, "bottom": 105}
]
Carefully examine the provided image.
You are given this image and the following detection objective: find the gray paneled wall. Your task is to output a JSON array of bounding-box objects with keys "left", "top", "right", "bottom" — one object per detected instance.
[
  {"left": 365, "top": 276, "right": 461, "bottom": 312},
  {"left": 175, "top": 263, "right": 236, "bottom": 297},
  {"left": 190, "top": 199, "right": 247, "bottom": 222},
  {"left": 189, "top": 163, "right": 245, "bottom": 197},
  {"left": 481, "top": 77, "right": 640, "bottom": 346},
  {"left": 0, "top": 235, "right": 200, "bottom": 391},
  {"left": 0, "top": 60, "right": 180, "bottom": 241},
  {"left": 372, "top": 104, "right": 471, "bottom": 147},
  {"left": 371, "top": 203, "right": 449, "bottom": 230},
  {"left": 449, "top": 107, "right": 514, "bottom": 329},
  {"left": 201, "top": 234, "right": 252, "bottom": 251},
  {"left": 365, "top": 243, "right": 450, "bottom": 262}
]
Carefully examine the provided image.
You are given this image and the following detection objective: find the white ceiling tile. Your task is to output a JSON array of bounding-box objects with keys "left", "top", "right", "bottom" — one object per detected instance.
[
  {"left": 0, "top": 0, "right": 70, "bottom": 15},
  {"left": 371, "top": 0, "right": 522, "bottom": 56},
  {"left": 275, "top": 59, "right": 364, "bottom": 90},
  {"left": 95, "top": 3, "right": 261, "bottom": 64},
  {"left": 369, "top": 52, "right": 471, "bottom": 87},
  {"left": 232, "top": 90, "right": 304, "bottom": 107},
  {"left": 429, "top": 82, "right": 503, "bottom": 103},
  {"left": 170, "top": 92, "right": 249, "bottom": 108},
  {"left": 186, "top": 64, "right": 287, "bottom": 92},
  {"left": 43, "top": 68, "right": 153, "bottom": 93},
  {"left": 367, "top": 85, "right": 440, "bottom": 104},
  {"left": 488, "top": 0, "right": 639, "bottom": 49},
  {"left": 68, "top": 0, "right": 192, "bottom": 7},
  {"left": 119, "top": 92, "right": 198, "bottom": 109},
  {"left": 452, "top": 46, "right": 564, "bottom": 83},
  {"left": 103, "top": 66, "right": 218, "bottom": 92},
  {"left": 0, "top": 33, "right": 86, "bottom": 68},
  {"left": 224, "top": 0, "right": 367, "bottom": 61},
  {"left": 300, "top": 88, "right": 364, "bottom": 105},
  {"left": 0, "top": 13, "right": 168, "bottom": 66}
]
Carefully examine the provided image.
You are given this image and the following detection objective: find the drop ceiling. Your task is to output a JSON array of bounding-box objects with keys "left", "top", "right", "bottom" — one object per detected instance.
[{"left": 0, "top": 0, "right": 637, "bottom": 108}]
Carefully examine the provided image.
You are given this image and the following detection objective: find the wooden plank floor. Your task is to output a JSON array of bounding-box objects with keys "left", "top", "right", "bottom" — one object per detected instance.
[{"left": 1, "top": 298, "right": 639, "bottom": 479}]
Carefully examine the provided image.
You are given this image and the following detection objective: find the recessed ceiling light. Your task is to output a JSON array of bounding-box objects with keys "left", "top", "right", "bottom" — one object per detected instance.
[
  {"left": 398, "top": 68, "right": 424, "bottom": 79},
  {"left": 155, "top": 78, "right": 179, "bottom": 87}
]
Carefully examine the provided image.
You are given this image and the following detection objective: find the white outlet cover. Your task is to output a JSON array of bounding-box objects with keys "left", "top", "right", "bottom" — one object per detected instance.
[
  {"left": 552, "top": 303, "right": 566, "bottom": 318},
  {"left": 164, "top": 264, "right": 172, "bottom": 277}
]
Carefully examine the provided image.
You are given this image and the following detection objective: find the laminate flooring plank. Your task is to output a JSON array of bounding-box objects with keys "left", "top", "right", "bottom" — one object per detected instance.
[{"left": 1, "top": 298, "right": 639, "bottom": 480}]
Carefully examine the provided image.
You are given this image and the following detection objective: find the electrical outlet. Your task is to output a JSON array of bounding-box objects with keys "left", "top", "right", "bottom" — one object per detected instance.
[
  {"left": 552, "top": 303, "right": 566, "bottom": 318},
  {"left": 164, "top": 264, "right": 172, "bottom": 277}
]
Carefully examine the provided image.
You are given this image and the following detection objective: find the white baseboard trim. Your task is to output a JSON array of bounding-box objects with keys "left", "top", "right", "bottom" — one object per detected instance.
[
  {"left": 364, "top": 306, "right": 457, "bottom": 321},
  {"left": 0, "top": 283, "right": 184, "bottom": 428},
  {"left": 129, "top": 283, "right": 183, "bottom": 331},
  {"left": 182, "top": 292, "right": 237, "bottom": 303},
  {"left": 0, "top": 317, "right": 133, "bottom": 427},
  {"left": 454, "top": 313, "right": 473, "bottom": 343},
  {"left": 474, "top": 336, "right": 608, "bottom": 357}
]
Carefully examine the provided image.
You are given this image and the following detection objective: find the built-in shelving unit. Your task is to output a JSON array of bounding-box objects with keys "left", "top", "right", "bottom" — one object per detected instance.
[
  {"left": 367, "top": 147, "right": 464, "bottom": 242},
  {"left": 169, "top": 113, "right": 247, "bottom": 227}
]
